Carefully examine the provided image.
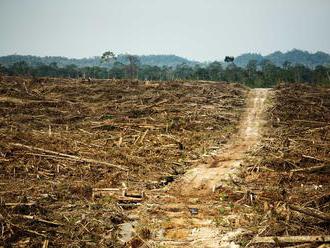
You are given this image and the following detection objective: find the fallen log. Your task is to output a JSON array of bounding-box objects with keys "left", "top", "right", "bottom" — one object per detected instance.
[
  {"left": 93, "top": 188, "right": 121, "bottom": 192},
  {"left": 117, "top": 196, "right": 143, "bottom": 203},
  {"left": 5, "top": 202, "right": 36, "bottom": 207},
  {"left": 42, "top": 240, "right": 49, "bottom": 248},
  {"left": 10, "top": 143, "right": 128, "bottom": 171},
  {"left": 123, "top": 191, "right": 144, "bottom": 199},
  {"left": 13, "top": 214, "right": 63, "bottom": 226},
  {"left": 140, "top": 99, "right": 169, "bottom": 110},
  {"left": 252, "top": 235, "right": 330, "bottom": 244},
  {"left": 291, "top": 164, "right": 330, "bottom": 173},
  {"left": 289, "top": 204, "right": 330, "bottom": 222},
  {"left": 302, "top": 155, "right": 325, "bottom": 162},
  {"left": 117, "top": 203, "right": 142, "bottom": 209},
  {"left": 92, "top": 188, "right": 122, "bottom": 199},
  {"left": 283, "top": 244, "right": 316, "bottom": 248}
]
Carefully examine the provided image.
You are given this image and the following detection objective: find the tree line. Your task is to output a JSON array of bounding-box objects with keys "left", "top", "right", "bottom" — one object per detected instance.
[{"left": 0, "top": 55, "right": 329, "bottom": 87}]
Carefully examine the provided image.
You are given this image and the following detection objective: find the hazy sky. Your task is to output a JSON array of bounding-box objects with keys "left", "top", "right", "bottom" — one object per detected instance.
[{"left": 0, "top": 0, "right": 329, "bottom": 61}]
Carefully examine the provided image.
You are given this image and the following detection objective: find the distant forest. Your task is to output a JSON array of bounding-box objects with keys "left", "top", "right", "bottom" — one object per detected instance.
[
  {"left": 0, "top": 54, "right": 197, "bottom": 68},
  {"left": 0, "top": 49, "right": 329, "bottom": 87},
  {"left": 1, "top": 49, "right": 330, "bottom": 68}
]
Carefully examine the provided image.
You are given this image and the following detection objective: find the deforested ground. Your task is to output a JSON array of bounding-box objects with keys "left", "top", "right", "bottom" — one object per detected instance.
[
  {"left": 0, "top": 77, "right": 329, "bottom": 248},
  {"left": 238, "top": 84, "right": 330, "bottom": 247},
  {"left": 0, "top": 76, "right": 246, "bottom": 247},
  {"left": 130, "top": 88, "right": 269, "bottom": 248}
]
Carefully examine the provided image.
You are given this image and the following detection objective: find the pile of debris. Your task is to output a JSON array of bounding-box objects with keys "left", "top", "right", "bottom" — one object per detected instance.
[
  {"left": 0, "top": 76, "right": 246, "bottom": 246},
  {"left": 241, "top": 84, "right": 330, "bottom": 247}
]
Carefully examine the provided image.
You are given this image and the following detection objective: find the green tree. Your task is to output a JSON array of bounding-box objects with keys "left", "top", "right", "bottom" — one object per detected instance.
[
  {"left": 292, "top": 64, "right": 311, "bottom": 83},
  {"left": 0, "top": 63, "right": 7, "bottom": 75},
  {"left": 125, "top": 55, "right": 140, "bottom": 79},
  {"left": 245, "top": 60, "right": 258, "bottom": 87},
  {"left": 174, "top": 63, "right": 194, "bottom": 79},
  {"left": 313, "top": 65, "right": 330, "bottom": 84},
  {"left": 10, "top": 61, "right": 31, "bottom": 76},
  {"left": 101, "top": 51, "right": 116, "bottom": 78},
  {"left": 259, "top": 60, "right": 280, "bottom": 87},
  {"left": 224, "top": 63, "right": 243, "bottom": 82},
  {"left": 64, "top": 64, "right": 79, "bottom": 78},
  {"left": 109, "top": 61, "right": 125, "bottom": 79},
  {"left": 194, "top": 65, "right": 209, "bottom": 80},
  {"left": 282, "top": 60, "right": 292, "bottom": 70},
  {"left": 207, "top": 61, "right": 223, "bottom": 81},
  {"left": 101, "top": 51, "right": 116, "bottom": 64}
]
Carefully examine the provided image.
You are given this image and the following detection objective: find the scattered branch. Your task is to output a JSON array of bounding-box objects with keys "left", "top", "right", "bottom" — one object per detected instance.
[
  {"left": 252, "top": 235, "right": 330, "bottom": 244},
  {"left": 289, "top": 204, "right": 330, "bottom": 222},
  {"left": 10, "top": 142, "right": 128, "bottom": 171},
  {"left": 290, "top": 164, "right": 330, "bottom": 173}
]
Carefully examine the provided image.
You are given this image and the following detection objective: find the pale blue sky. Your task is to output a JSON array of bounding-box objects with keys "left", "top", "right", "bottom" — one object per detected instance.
[{"left": 0, "top": 0, "right": 329, "bottom": 61}]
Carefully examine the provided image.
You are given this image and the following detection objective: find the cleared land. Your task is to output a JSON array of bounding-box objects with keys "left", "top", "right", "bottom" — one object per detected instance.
[
  {"left": 0, "top": 76, "right": 246, "bottom": 247},
  {"left": 1, "top": 77, "right": 329, "bottom": 248},
  {"left": 240, "top": 84, "right": 330, "bottom": 247},
  {"left": 127, "top": 88, "right": 269, "bottom": 247}
]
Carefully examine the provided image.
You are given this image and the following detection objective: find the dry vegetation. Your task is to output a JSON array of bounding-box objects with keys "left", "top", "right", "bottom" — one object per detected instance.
[
  {"left": 240, "top": 84, "right": 330, "bottom": 247},
  {"left": 0, "top": 76, "right": 246, "bottom": 247}
]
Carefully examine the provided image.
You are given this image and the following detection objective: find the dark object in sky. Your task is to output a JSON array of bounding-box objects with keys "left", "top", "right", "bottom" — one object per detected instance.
[{"left": 224, "top": 56, "right": 234, "bottom": 63}]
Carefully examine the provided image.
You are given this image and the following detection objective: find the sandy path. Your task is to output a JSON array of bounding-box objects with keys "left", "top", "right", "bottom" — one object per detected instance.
[
  {"left": 121, "top": 89, "right": 269, "bottom": 247},
  {"left": 180, "top": 88, "right": 268, "bottom": 194}
]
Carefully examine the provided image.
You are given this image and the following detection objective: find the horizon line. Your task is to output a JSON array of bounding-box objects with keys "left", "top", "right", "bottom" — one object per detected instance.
[{"left": 0, "top": 48, "right": 329, "bottom": 63}]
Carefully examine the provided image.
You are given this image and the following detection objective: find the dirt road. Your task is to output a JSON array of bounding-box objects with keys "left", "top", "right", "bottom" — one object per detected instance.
[
  {"left": 122, "top": 88, "right": 270, "bottom": 247},
  {"left": 180, "top": 88, "right": 269, "bottom": 194}
]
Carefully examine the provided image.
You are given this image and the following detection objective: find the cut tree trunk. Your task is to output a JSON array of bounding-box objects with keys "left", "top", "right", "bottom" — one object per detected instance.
[{"left": 252, "top": 235, "right": 330, "bottom": 244}]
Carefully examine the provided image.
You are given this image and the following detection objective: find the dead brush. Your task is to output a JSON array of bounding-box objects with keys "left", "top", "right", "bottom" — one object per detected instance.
[
  {"left": 0, "top": 76, "right": 247, "bottom": 247},
  {"left": 241, "top": 83, "right": 330, "bottom": 246}
]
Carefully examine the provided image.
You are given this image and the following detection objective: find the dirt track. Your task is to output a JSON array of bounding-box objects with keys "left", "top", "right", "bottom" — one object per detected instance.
[
  {"left": 181, "top": 88, "right": 269, "bottom": 194},
  {"left": 123, "top": 88, "right": 270, "bottom": 247}
]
